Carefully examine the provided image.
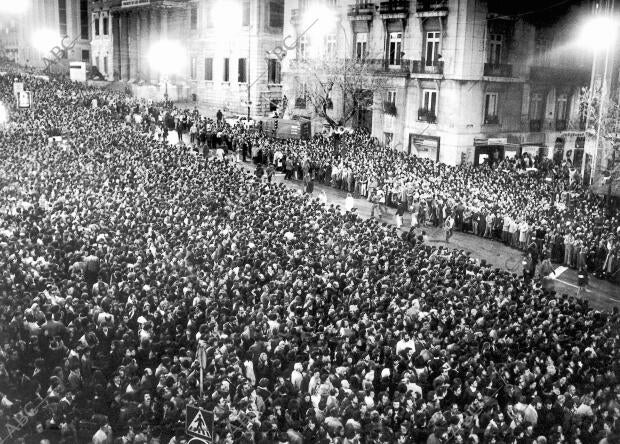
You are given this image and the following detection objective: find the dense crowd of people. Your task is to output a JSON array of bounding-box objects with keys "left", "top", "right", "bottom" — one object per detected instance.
[
  {"left": 239, "top": 133, "right": 620, "bottom": 283},
  {"left": 0, "top": 74, "right": 619, "bottom": 444}
]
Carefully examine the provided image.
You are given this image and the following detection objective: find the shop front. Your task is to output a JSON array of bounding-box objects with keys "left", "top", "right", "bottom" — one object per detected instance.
[
  {"left": 408, "top": 134, "right": 440, "bottom": 162},
  {"left": 473, "top": 138, "right": 520, "bottom": 166}
]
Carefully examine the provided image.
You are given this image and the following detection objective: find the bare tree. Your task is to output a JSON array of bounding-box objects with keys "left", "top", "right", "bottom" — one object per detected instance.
[{"left": 295, "top": 57, "right": 390, "bottom": 128}]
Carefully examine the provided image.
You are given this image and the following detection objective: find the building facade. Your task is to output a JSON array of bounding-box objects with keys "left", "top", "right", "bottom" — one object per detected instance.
[
  {"left": 1, "top": 0, "right": 91, "bottom": 72},
  {"left": 186, "top": 0, "right": 285, "bottom": 117},
  {"left": 281, "top": 0, "right": 595, "bottom": 165},
  {"left": 90, "top": 0, "right": 120, "bottom": 80}
]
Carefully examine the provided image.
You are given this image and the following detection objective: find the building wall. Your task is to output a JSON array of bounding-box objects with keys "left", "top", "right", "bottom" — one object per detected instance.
[{"left": 281, "top": 0, "right": 596, "bottom": 165}]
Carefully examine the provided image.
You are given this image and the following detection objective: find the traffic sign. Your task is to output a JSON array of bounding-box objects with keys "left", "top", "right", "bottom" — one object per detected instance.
[{"left": 186, "top": 405, "right": 214, "bottom": 443}]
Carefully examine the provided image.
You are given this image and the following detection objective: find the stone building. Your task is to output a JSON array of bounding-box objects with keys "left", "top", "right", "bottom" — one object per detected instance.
[
  {"left": 281, "top": 0, "right": 596, "bottom": 165},
  {"left": 1, "top": 0, "right": 91, "bottom": 72}
]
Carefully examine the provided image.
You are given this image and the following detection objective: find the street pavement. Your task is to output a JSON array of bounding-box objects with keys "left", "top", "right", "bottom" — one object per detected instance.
[{"left": 166, "top": 131, "right": 620, "bottom": 312}]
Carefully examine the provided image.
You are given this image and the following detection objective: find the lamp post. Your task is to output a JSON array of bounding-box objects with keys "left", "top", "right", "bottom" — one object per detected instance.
[
  {"left": 148, "top": 40, "right": 185, "bottom": 104},
  {"left": 579, "top": 4, "right": 618, "bottom": 185}
]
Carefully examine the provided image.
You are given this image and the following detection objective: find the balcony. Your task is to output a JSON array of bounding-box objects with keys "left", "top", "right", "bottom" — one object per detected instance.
[
  {"left": 411, "top": 59, "right": 444, "bottom": 75},
  {"left": 121, "top": 0, "right": 150, "bottom": 7},
  {"left": 347, "top": 2, "right": 376, "bottom": 20},
  {"left": 379, "top": 1, "right": 409, "bottom": 18},
  {"left": 530, "top": 119, "right": 542, "bottom": 132},
  {"left": 366, "top": 58, "right": 412, "bottom": 76},
  {"left": 484, "top": 115, "right": 499, "bottom": 125},
  {"left": 418, "top": 108, "right": 437, "bottom": 123},
  {"left": 383, "top": 101, "right": 397, "bottom": 115},
  {"left": 529, "top": 66, "right": 590, "bottom": 86},
  {"left": 415, "top": 0, "right": 448, "bottom": 16},
  {"left": 483, "top": 63, "right": 513, "bottom": 78},
  {"left": 295, "top": 97, "right": 306, "bottom": 109},
  {"left": 555, "top": 119, "right": 567, "bottom": 131}
]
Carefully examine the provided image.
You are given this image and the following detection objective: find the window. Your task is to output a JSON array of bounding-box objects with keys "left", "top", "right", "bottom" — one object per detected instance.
[
  {"left": 95, "top": 56, "right": 99, "bottom": 70},
  {"left": 223, "top": 58, "right": 230, "bottom": 82},
  {"left": 384, "top": 132, "right": 393, "bottom": 146},
  {"left": 530, "top": 93, "right": 544, "bottom": 119},
  {"left": 296, "top": 81, "right": 307, "bottom": 107},
  {"left": 556, "top": 94, "right": 568, "bottom": 120},
  {"left": 269, "top": 1, "right": 284, "bottom": 28},
  {"left": 238, "top": 58, "right": 247, "bottom": 83},
  {"left": 80, "top": 0, "right": 88, "bottom": 40},
  {"left": 190, "top": 6, "right": 198, "bottom": 30},
  {"left": 422, "top": 89, "right": 437, "bottom": 113},
  {"left": 205, "top": 57, "right": 213, "bottom": 80},
  {"left": 388, "top": 32, "right": 402, "bottom": 66},
  {"left": 82, "top": 50, "right": 89, "bottom": 62},
  {"left": 488, "top": 34, "right": 502, "bottom": 65},
  {"left": 387, "top": 91, "right": 396, "bottom": 104},
  {"left": 425, "top": 31, "right": 440, "bottom": 65},
  {"left": 103, "top": 56, "right": 108, "bottom": 74},
  {"left": 355, "top": 32, "right": 367, "bottom": 61},
  {"left": 242, "top": 1, "right": 250, "bottom": 26},
  {"left": 58, "top": 0, "right": 67, "bottom": 36},
  {"left": 299, "top": 0, "right": 309, "bottom": 10},
  {"left": 299, "top": 35, "right": 308, "bottom": 60},
  {"left": 326, "top": 34, "right": 336, "bottom": 58},
  {"left": 94, "top": 16, "right": 100, "bottom": 36},
  {"left": 268, "top": 59, "right": 281, "bottom": 84},
  {"left": 190, "top": 57, "right": 197, "bottom": 80},
  {"left": 484, "top": 92, "right": 498, "bottom": 123},
  {"left": 326, "top": 0, "right": 338, "bottom": 6},
  {"left": 103, "top": 17, "right": 108, "bottom": 35}
]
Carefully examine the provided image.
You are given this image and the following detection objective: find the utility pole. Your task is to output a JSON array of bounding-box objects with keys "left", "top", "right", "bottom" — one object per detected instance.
[{"left": 247, "top": 0, "right": 251, "bottom": 120}]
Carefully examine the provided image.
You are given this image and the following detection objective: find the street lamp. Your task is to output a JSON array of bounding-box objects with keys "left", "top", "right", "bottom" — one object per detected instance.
[
  {"left": 147, "top": 40, "right": 185, "bottom": 103},
  {"left": 579, "top": 12, "right": 618, "bottom": 184}
]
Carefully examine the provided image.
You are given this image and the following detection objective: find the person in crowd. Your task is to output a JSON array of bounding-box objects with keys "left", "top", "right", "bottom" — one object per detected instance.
[{"left": 0, "top": 73, "right": 618, "bottom": 444}]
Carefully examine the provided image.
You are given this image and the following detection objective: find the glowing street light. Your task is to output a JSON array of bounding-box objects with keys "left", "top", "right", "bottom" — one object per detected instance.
[
  {"left": 31, "top": 28, "right": 61, "bottom": 53},
  {"left": 579, "top": 15, "right": 618, "bottom": 52},
  {"left": 147, "top": 40, "right": 186, "bottom": 102},
  {"left": 303, "top": 4, "right": 340, "bottom": 37}
]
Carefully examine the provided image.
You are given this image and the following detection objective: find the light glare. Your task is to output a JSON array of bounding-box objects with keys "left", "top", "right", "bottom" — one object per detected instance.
[
  {"left": 148, "top": 40, "right": 186, "bottom": 75},
  {"left": 0, "top": 0, "right": 30, "bottom": 14},
  {"left": 32, "top": 29, "right": 60, "bottom": 53},
  {"left": 212, "top": 1, "right": 242, "bottom": 33},
  {"left": 579, "top": 16, "right": 618, "bottom": 51}
]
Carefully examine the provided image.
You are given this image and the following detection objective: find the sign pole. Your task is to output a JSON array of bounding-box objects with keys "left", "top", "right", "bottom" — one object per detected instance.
[{"left": 197, "top": 344, "right": 207, "bottom": 399}]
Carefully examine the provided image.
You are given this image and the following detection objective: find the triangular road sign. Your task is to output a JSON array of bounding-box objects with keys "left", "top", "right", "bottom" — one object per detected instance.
[{"left": 188, "top": 410, "right": 211, "bottom": 439}]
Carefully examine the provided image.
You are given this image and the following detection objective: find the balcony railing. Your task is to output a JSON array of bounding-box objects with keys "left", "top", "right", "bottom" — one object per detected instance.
[
  {"left": 366, "top": 58, "right": 412, "bottom": 75},
  {"left": 383, "top": 101, "right": 397, "bottom": 115},
  {"left": 530, "top": 119, "right": 542, "bottom": 132},
  {"left": 295, "top": 97, "right": 306, "bottom": 109},
  {"left": 418, "top": 108, "right": 437, "bottom": 123},
  {"left": 555, "top": 119, "right": 567, "bottom": 131},
  {"left": 484, "top": 115, "right": 499, "bottom": 125},
  {"left": 416, "top": 0, "right": 448, "bottom": 13},
  {"left": 411, "top": 59, "right": 444, "bottom": 75},
  {"left": 347, "top": 2, "right": 376, "bottom": 17},
  {"left": 483, "top": 63, "right": 513, "bottom": 77},
  {"left": 379, "top": 1, "right": 410, "bottom": 15}
]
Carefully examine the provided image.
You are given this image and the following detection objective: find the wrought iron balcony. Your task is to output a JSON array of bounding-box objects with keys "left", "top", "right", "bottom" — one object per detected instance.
[
  {"left": 483, "top": 63, "right": 513, "bottom": 77},
  {"left": 291, "top": 8, "right": 302, "bottom": 25},
  {"left": 379, "top": 1, "right": 410, "bottom": 16},
  {"left": 366, "top": 58, "right": 412, "bottom": 75},
  {"left": 411, "top": 59, "right": 444, "bottom": 75},
  {"left": 529, "top": 66, "right": 590, "bottom": 85},
  {"left": 418, "top": 108, "right": 437, "bottom": 123},
  {"left": 530, "top": 119, "right": 542, "bottom": 132},
  {"left": 484, "top": 115, "right": 499, "bottom": 125},
  {"left": 416, "top": 0, "right": 448, "bottom": 14},
  {"left": 347, "top": 2, "right": 376, "bottom": 18},
  {"left": 383, "top": 101, "right": 397, "bottom": 115}
]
